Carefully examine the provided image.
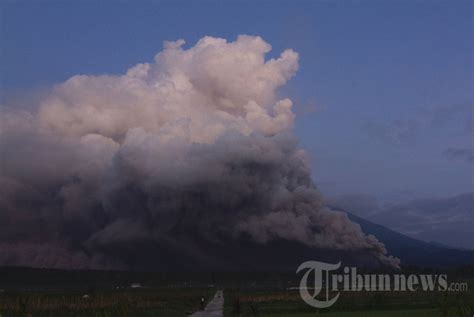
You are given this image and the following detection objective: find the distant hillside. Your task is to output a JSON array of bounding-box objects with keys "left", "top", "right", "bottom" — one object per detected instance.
[
  {"left": 328, "top": 192, "right": 474, "bottom": 250},
  {"left": 342, "top": 208, "right": 474, "bottom": 267}
]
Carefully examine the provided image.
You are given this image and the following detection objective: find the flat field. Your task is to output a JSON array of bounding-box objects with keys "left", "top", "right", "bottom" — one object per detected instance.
[
  {"left": 223, "top": 280, "right": 474, "bottom": 317},
  {"left": 0, "top": 287, "right": 215, "bottom": 317},
  {"left": 0, "top": 269, "right": 472, "bottom": 317}
]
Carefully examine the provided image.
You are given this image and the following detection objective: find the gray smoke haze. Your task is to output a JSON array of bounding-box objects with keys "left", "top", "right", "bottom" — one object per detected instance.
[{"left": 0, "top": 35, "right": 399, "bottom": 269}]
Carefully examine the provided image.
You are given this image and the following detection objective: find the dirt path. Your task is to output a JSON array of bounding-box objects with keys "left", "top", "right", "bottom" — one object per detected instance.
[{"left": 189, "top": 290, "right": 224, "bottom": 317}]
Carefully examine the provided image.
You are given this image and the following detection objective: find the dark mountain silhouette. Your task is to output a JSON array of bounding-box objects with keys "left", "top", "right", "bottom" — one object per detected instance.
[{"left": 0, "top": 208, "right": 471, "bottom": 275}]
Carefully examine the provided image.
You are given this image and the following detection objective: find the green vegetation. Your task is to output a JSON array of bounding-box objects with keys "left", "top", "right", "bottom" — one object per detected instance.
[
  {"left": 224, "top": 281, "right": 474, "bottom": 317},
  {"left": 0, "top": 288, "right": 214, "bottom": 317},
  {"left": 244, "top": 309, "right": 440, "bottom": 317},
  {"left": 1, "top": 285, "right": 472, "bottom": 317},
  {"left": 0, "top": 268, "right": 473, "bottom": 316}
]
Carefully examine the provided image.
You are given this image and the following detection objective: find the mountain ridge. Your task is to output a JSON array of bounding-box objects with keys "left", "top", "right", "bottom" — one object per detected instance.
[{"left": 335, "top": 207, "right": 474, "bottom": 267}]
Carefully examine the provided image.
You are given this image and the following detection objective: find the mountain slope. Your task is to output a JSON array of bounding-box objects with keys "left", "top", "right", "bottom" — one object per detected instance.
[{"left": 343, "top": 209, "right": 474, "bottom": 267}]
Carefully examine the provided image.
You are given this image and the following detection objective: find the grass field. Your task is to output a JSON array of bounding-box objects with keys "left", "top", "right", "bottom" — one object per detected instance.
[
  {"left": 223, "top": 281, "right": 474, "bottom": 317},
  {"left": 0, "top": 286, "right": 472, "bottom": 317},
  {"left": 243, "top": 308, "right": 441, "bottom": 317},
  {"left": 0, "top": 287, "right": 215, "bottom": 317},
  {"left": 0, "top": 271, "right": 472, "bottom": 317}
]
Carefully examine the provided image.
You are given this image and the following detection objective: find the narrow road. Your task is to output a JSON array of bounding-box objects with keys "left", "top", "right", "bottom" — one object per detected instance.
[{"left": 189, "top": 290, "right": 224, "bottom": 317}]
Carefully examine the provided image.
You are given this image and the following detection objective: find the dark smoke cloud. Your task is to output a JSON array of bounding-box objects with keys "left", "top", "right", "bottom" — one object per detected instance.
[{"left": 0, "top": 35, "right": 399, "bottom": 269}]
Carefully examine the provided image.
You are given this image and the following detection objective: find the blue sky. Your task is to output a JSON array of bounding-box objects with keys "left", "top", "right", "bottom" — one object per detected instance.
[{"left": 1, "top": 0, "right": 472, "bottom": 202}]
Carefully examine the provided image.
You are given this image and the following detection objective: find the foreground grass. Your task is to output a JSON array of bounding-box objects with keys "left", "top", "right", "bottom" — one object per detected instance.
[
  {"left": 0, "top": 287, "right": 215, "bottom": 317},
  {"left": 223, "top": 284, "right": 474, "bottom": 317},
  {"left": 251, "top": 308, "right": 440, "bottom": 317},
  {"left": 1, "top": 278, "right": 472, "bottom": 316}
]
